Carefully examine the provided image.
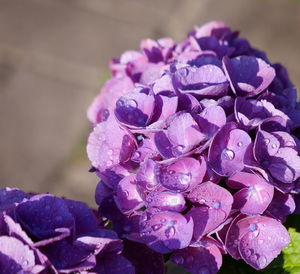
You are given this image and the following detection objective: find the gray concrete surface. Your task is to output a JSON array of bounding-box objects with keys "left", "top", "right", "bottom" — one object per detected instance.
[{"left": 0, "top": 0, "right": 299, "bottom": 206}]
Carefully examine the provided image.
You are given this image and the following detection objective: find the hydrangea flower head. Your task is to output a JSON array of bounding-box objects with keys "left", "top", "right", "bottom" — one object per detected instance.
[{"left": 87, "top": 21, "right": 300, "bottom": 273}]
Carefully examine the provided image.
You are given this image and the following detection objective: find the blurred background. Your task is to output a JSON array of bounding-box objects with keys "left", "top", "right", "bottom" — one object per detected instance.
[{"left": 0, "top": 0, "right": 299, "bottom": 207}]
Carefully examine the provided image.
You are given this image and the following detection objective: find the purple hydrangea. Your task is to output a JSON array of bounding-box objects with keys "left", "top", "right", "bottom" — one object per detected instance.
[
  {"left": 87, "top": 21, "right": 300, "bottom": 273},
  {"left": 0, "top": 187, "right": 163, "bottom": 274}
]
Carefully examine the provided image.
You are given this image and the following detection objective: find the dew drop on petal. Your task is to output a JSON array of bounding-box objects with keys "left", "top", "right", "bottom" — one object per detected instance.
[
  {"left": 237, "top": 141, "right": 243, "bottom": 147},
  {"left": 257, "top": 256, "right": 267, "bottom": 268},
  {"left": 133, "top": 151, "right": 141, "bottom": 159},
  {"left": 249, "top": 223, "right": 257, "bottom": 231},
  {"left": 264, "top": 138, "right": 270, "bottom": 144},
  {"left": 179, "top": 173, "right": 191, "bottom": 185},
  {"left": 128, "top": 99, "right": 138, "bottom": 108},
  {"left": 165, "top": 226, "right": 176, "bottom": 238},
  {"left": 271, "top": 144, "right": 277, "bottom": 149},
  {"left": 221, "top": 149, "right": 235, "bottom": 161},
  {"left": 152, "top": 224, "right": 163, "bottom": 231},
  {"left": 168, "top": 170, "right": 175, "bottom": 175},
  {"left": 213, "top": 201, "right": 220, "bottom": 209}
]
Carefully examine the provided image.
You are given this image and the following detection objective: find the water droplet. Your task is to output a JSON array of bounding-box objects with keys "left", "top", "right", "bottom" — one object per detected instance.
[
  {"left": 168, "top": 170, "right": 175, "bottom": 175},
  {"left": 213, "top": 201, "right": 220, "bottom": 209},
  {"left": 136, "top": 135, "right": 144, "bottom": 141},
  {"left": 23, "top": 260, "right": 29, "bottom": 266},
  {"left": 117, "top": 99, "right": 125, "bottom": 107},
  {"left": 185, "top": 255, "right": 194, "bottom": 263},
  {"left": 250, "top": 254, "right": 258, "bottom": 261},
  {"left": 198, "top": 266, "right": 210, "bottom": 274},
  {"left": 264, "top": 138, "right": 270, "bottom": 144},
  {"left": 152, "top": 224, "right": 163, "bottom": 231},
  {"left": 165, "top": 226, "right": 175, "bottom": 238},
  {"left": 179, "top": 173, "right": 191, "bottom": 185},
  {"left": 124, "top": 190, "right": 129, "bottom": 197},
  {"left": 199, "top": 199, "right": 206, "bottom": 204},
  {"left": 249, "top": 223, "right": 257, "bottom": 231},
  {"left": 161, "top": 218, "right": 166, "bottom": 223},
  {"left": 257, "top": 256, "right": 267, "bottom": 268},
  {"left": 271, "top": 144, "right": 277, "bottom": 149},
  {"left": 244, "top": 249, "right": 252, "bottom": 257},
  {"left": 128, "top": 99, "right": 138, "bottom": 108},
  {"left": 221, "top": 149, "right": 235, "bottom": 161},
  {"left": 175, "top": 145, "right": 184, "bottom": 153},
  {"left": 132, "top": 151, "right": 141, "bottom": 159},
  {"left": 237, "top": 141, "right": 243, "bottom": 147},
  {"left": 107, "top": 149, "right": 113, "bottom": 155}
]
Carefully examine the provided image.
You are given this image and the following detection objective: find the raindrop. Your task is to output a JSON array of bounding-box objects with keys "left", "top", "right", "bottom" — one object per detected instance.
[
  {"left": 271, "top": 144, "right": 277, "bottom": 149},
  {"left": 250, "top": 254, "right": 258, "bottom": 261},
  {"left": 237, "top": 141, "right": 243, "bottom": 147},
  {"left": 124, "top": 190, "right": 129, "bottom": 197},
  {"left": 136, "top": 135, "right": 144, "bottom": 141},
  {"left": 175, "top": 145, "right": 185, "bottom": 152},
  {"left": 165, "top": 226, "right": 175, "bottom": 238},
  {"left": 249, "top": 223, "right": 257, "bottom": 231},
  {"left": 213, "top": 201, "right": 220, "bottom": 209},
  {"left": 257, "top": 256, "right": 267, "bottom": 268},
  {"left": 133, "top": 151, "right": 141, "bottom": 159},
  {"left": 244, "top": 249, "right": 252, "bottom": 257},
  {"left": 221, "top": 149, "right": 235, "bottom": 161},
  {"left": 23, "top": 260, "right": 29, "bottom": 266},
  {"left": 161, "top": 219, "right": 166, "bottom": 223},
  {"left": 264, "top": 138, "right": 270, "bottom": 144},
  {"left": 117, "top": 99, "right": 125, "bottom": 107},
  {"left": 128, "top": 99, "right": 138, "bottom": 108},
  {"left": 152, "top": 224, "right": 163, "bottom": 231},
  {"left": 179, "top": 173, "right": 191, "bottom": 185},
  {"left": 102, "top": 109, "right": 110, "bottom": 121},
  {"left": 168, "top": 170, "right": 175, "bottom": 175}
]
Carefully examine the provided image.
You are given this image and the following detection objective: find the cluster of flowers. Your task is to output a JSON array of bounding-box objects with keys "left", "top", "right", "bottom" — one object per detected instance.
[
  {"left": 87, "top": 21, "right": 300, "bottom": 273},
  {"left": 0, "top": 187, "right": 166, "bottom": 273}
]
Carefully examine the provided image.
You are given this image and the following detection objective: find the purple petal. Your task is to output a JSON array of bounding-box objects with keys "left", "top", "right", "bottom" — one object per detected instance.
[
  {"left": 87, "top": 116, "right": 136, "bottom": 171},
  {"left": 64, "top": 199, "right": 99, "bottom": 235},
  {"left": 115, "top": 174, "right": 144, "bottom": 213},
  {"left": 87, "top": 76, "right": 134, "bottom": 124},
  {"left": 267, "top": 191, "right": 295, "bottom": 221},
  {"left": 173, "top": 65, "right": 229, "bottom": 97},
  {"left": 156, "top": 157, "right": 206, "bottom": 192},
  {"left": 171, "top": 243, "right": 222, "bottom": 274},
  {"left": 195, "top": 105, "right": 226, "bottom": 139},
  {"left": 0, "top": 236, "right": 36, "bottom": 273},
  {"left": 237, "top": 216, "right": 290, "bottom": 270},
  {"left": 228, "top": 172, "right": 274, "bottom": 215},
  {"left": 16, "top": 194, "right": 74, "bottom": 240},
  {"left": 140, "top": 211, "right": 193, "bottom": 253},
  {"left": 0, "top": 187, "right": 30, "bottom": 212},
  {"left": 208, "top": 122, "right": 252, "bottom": 176},
  {"left": 146, "top": 191, "right": 185, "bottom": 212},
  {"left": 166, "top": 112, "right": 205, "bottom": 155},
  {"left": 115, "top": 92, "right": 155, "bottom": 127},
  {"left": 223, "top": 56, "right": 275, "bottom": 97}
]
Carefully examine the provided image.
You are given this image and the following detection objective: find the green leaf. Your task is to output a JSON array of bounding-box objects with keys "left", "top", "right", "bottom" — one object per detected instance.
[{"left": 282, "top": 228, "right": 300, "bottom": 274}]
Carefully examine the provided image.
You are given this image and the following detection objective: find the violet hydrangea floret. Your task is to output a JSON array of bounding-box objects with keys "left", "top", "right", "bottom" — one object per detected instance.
[{"left": 87, "top": 20, "right": 300, "bottom": 273}]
